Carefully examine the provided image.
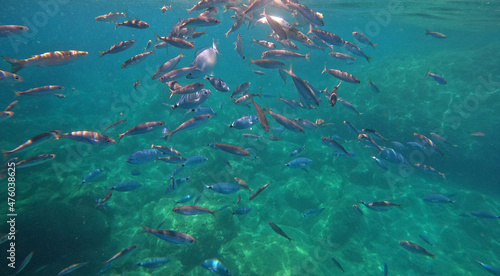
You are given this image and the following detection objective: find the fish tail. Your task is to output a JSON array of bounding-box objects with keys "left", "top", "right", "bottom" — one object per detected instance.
[
  {"left": 114, "top": 22, "right": 118, "bottom": 30},
  {"left": 425, "top": 29, "right": 431, "bottom": 35},
  {"left": 248, "top": 55, "right": 253, "bottom": 67},
  {"left": 307, "top": 24, "right": 313, "bottom": 34},
  {"left": 123, "top": 9, "right": 128, "bottom": 19},
  {"left": 305, "top": 53, "right": 311, "bottom": 61},
  {"left": 321, "top": 62, "right": 327, "bottom": 74},
  {"left": 99, "top": 51, "right": 105, "bottom": 57},
  {"left": 3, "top": 56, "right": 26, "bottom": 74},
  {"left": 2, "top": 149, "right": 10, "bottom": 160},
  {"left": 140, "top": 225, "right": 151, "bottom": 233},
  {"left": 372, "top": 43, "right": 377, "bottom": 49},
  {"left": 14, "top": 91, "right": 21, "bottom": 97},
  {"left": 426, "top": 69, "right": 430, "bottom": 77},
  {"left": 366, "top": 56, "right": 372, "bottom": 63}
]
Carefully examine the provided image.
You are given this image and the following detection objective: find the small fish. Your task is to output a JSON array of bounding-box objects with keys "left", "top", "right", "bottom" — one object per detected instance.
[
  {"left": 156, "top": 36, "right": 194, "bottom": 50},
  {"left": 352, "top": 204, "right": 363, "bottom": 215},
  {"left": 362, "top": 128, "right": 387, "bottom": 141},
  {"left": 2, "top": 130, "right": 60, "bottom": 158},
  {"left": 252, "top": 39, "right": 276, "bottom": 49},
  {"left": 15, "top": 85, "right": 64, "bottom": 96},
  {"left": 179, "top": 15, "right": 220, "bottom": 29},
  {"left": 399, "top": 240, "right": 435, "bottom": 258},
  {"left": 160, "top": 5, "right": 172, "bottom": 13},
  {"left": 181, "top": 155, "right": 208, "bottom": 167},
  {"left": 15, "top": 251, "right": 34, "bottom": 275},
  {"left": 95, "top": 11, "right": 128, "bottom": 22},
  {"left": 261, "top": 9, "right": 287, "bottom": 40},
  {"left": 430, "top": 132, "right": 457, "bottom": 147},
  {"left": 328, "top": 52, "right": 356, "bottom": 64},
  {"left": 361, "top": 201, "right": 401, "bottom": 211},
  {"left": 321, "top": 137, "right": 351, "bottom": 156},
  {"left": 229, "top": 115, "right": 259, "bottom": 129},
  {"left": 233, "top": 206, "right": 252, "bottom": 215},
  {"left": 426, "top": 69, "right": 447, "bottom": 84},
  {"left": 205, "top": 76, "right": 230, "bottom": 92},
  {"left": 303, "top": 207, "right": 325, "bottom": 218},
  {"left": 234, "top": 177, "right": 251, "bottom": 191},
  {"left": 372, "top": 156, "right": 388, "bottom": 170},
  {"left": 415, "top": 163, "right": 446, "bottom": 179},
  {"left": 269, "top": 221, "right": 292, "bottom": 242},
  {"left": 478, "top": 261, "right": 500, "bottom": 275},
  {"left": 267, "top": 109, "right": 305, "bottom": 133},
  {"left": 115, "top": 19, "right": 149, "bottom": 29},
  {"left": 250, "top": 97, "right": 269, "bottom": 132},
  {"left": 206, "top": 182, "right": 241, "bottom": 194},
  {"left": 163, "top": 114, "right": 212, "bottom": 138},
  {"left": 121, "top": 50, "right": 155, "bottom": 68},
  {"left": 127, "top": 149, "right": 164, "bottom": 164},
  {"left": 352, "top": 32, "right": 376, "bottom": 48},
  {"left": 152, "top": 51, "right": 185, "bottom": 80},
  {"left": 253, "top": 70, "right": 266, "bottom": 75},
  {"left": 142, "top": 226, "right": 196, "bottom": 245},
  {"left": 426, "top": 29, "right": 447, "bottom": 39},
  {"left": 3, "top": 50, "right": 88, "bottom": 73},
  {"left": 419, "top": 233, "right": 434, "bottom": 247},
  {"left": 0, "top": 70, "right": 23, "bottom": 82},
  {"left": 368, "top": 80, "right": 380, "bottom": 93},
  {"left": 384, "top": 263, "right": 388, "bottom": 276},
  {"left": 16, "top": 154, "right": 56, "bottom": 169},
  {"left": 4, "top": 100, "right": 18, "bottom": 111},
  {"left": 331, "top": 257, "right": 345, "bottom": 272},
  {"left": 112, "top": 181, "right": 142, "bottom": 192},
  {"left": 134, "top": 79, "right": 140, "bottom": 90},
  {"left": 169, "top": 82, "right": 205, "bottom": 98},
  {"left": 0, "top": 25, "right": 29, "bottom": 37},
  {"left": 176, "top": 194, "right": 195, "bottom": 204},
  {"left": 322, "top": 65, "right": 360, "bottom": 84},
  {"left": 344, "top": 41, "right": 372, "bottom": 62},
  {"left": 53, "top": 93, "right": 65, "bottom": 98},
  {"left": 152, "top": 144, "right": 182, "bottom": 156},
  {"left": 201, "top": 258, "right": 231, "bottom": 276},
  {"left": 290, "top": 145, "right": 306, "bottom": 157},
  {"left": 144, "top": 40, "right": 152, "bottom": 51},
  {"left": 471, "top": 211, "right": 500, "bottom": 219},
  {"left": 236, "top": 33, "right": 245, "bottom": 61},
  {"left": 423, "top": 194, "right": 454, "bottom": 203},
  {"left": 285, "top": 157, "right": 312, "bottom": 171},
  {"left": 249, "top": 181, "right": 270, "bottom": 201},
  {"left": 104, "top": 118, "right": 127, "bottom": 132},
  {"left": 96, "top": 190, "right": 113, "bottom": 207},
  {"left": 100, "top": 40, "right": 136, "bottom": 57},
  {"left": 307, "top": 25, "right": 343, "bottom": 46},
  {"left": 80, "top": 168, "right": 105, "bottom": 186},
  {"left": 105, "top": 244, "right": 138, "bottom": 264},
  {"left": 57, "top": 262, "right": 88, "bottom": 276},
  {"left": 119, "top": 121, "right": 165, "bottom": 140},
  {"left": 173, "top": 205, "right": 215, "bottom": 216},
  {"left": 249, "top": 58, "right": 285, "bottom": 69},
  {"left": 137, "top": 257, "right": 171, "bottom": 268},
  {"left": 471, "top": 132, "right": 485, "bottom": 137}
]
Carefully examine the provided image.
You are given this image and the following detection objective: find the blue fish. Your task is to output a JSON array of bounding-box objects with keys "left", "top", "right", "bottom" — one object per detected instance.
[
  {"left": 137, "top": 257, "right": 171, "bottom": 268},
  {"left": 186, "top": 106, "right": 216, "bottom": 116},
  {"left": 176, "top": 194, "right": 194, "bottom": 204},
  {"left": 201, "top": 259, "right": 231, "bottom": 276},
  {"left": 372, "top": 156, "right": 388, "bottom": 170},
  {"left": 205, "top": 76, "right": 230, "bottom": 92},
  {"left": 80, "top": 168, "right": 105, "bottom": 186},
  {"left": 206, "top": 182, "right": 240, "bottom": 194},
  {"left": 285, "top": 157, "right": 312, "bottom": 170},
  {"left": 471, "top": 211, "right": 500, "bottom": 219},
  {"left": 426, "top": 69, "right": 447, "bottom": 84},
  {"left": 127, "top": 149, "right": 164, "bottom": 164},
  {"left": 169, "top": 89, "right": 212, "bottom": 109},
  {"left": 182, "top": 155, "right": 208, "bottom": 167},
  {"left": 478, "top": 261, "right": 500, "bottom": 275},
  {"left": 423, "top": 194, "right": 454, "bottom": 204},
  {"left": 233, "top": 206, "right": 252, "bottom": 215},
  {"left": 418, "top": 233, "right": 434, "bottom": 247},
  {"left": 112, "top": 181, "right": 142, "bottom": 192},
  {"left": 229, "top": 115, "right": 259, "bottom": 129},
  {"left": 302, "top": 207, "right": 325, "bottom": 218},
  {"left": 290, "top": 145, "right": 305, "bottom": 157}
]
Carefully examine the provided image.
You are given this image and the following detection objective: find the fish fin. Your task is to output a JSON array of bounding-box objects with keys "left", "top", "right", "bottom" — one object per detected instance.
[
  {"left": 426, "top": 69, "right": 430, "bottom": 77},
  {"left": 307, "top": 24, "right": 313, "bottom": 34},
  {"left": 114, "top": 22, "right": 119, "bottom": 30},
  {"left": 366, "top": 56, "right": 372, "bottom": 63},
  {"left": 305, "top": 53, "right": 311, "bottom": 61},
  {"left": 425, "top": 29, "right": 431, "bottom": 35},
  {"left": 321, "top": 62, "right": 327, "bottom": 74},
  {"left": 123, "top": 9, "right": 128, "bottom": 19},
  {"left": 3, "top": 56, "right": 26, "bottom": 74},
  {"left": 372, "top": 43, "right": 377, "bottom": 49},
  {"left": 2, "top": 149, "right": 10, "bottom": 160}
]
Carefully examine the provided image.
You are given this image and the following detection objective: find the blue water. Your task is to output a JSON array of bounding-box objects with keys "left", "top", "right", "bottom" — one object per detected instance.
[{"left": 1, "top": 1, "right": 500, "bottom": 275}]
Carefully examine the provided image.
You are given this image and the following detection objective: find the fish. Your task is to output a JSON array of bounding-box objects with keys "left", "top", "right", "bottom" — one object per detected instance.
[
  {"left": 242, "top": 0, "right": 274, "bottom": 16},
  {"left": 56, "top": 131, "right": 115, "bottom": 145},
  {"left": 352, "top": 32, "right": 376, "bottom": 48},
  {"left": 327, "top": 81, "right": 341, "bottom": 107},
  {"left": 322, "top": 65, "right": 360, "bottom": 84},
  {"left": 470, "top": 211, "right": 500, "bottom": 219},
  {"left": 3, "top": 50, "right": 88, "bottom": 73},
  {"left": 426, "top": 29, "right": 447, "bottom": 39},
  {"left": 362, "top": 128, "right": 387, "bottom": 141},
  {"left": 269, "top": 221, "right": 292, "bottom": 241},
  {"left": 234, "top": 177, "right": 251, "bottom": 191},
  {"left": 105, "top": 244, "right": 138, "bottom": 264},
  {"left": 368, "top": 80, "right": 380, "bottom": 93},
  {"left": 340, "top": 99, "right": 362, "bottom": 115},
  {"left": 4, "top": 100, "right": 18, "bottom": 112},
  {"left": 100, "top": 40, "right": 136, "bottom": 57},
  {"left": 15, "top": 251, "right": 34, "bottom": 275},
  {"left": 176, "top": 194, "right": 195, "bottom": 204},
  {"left": 471, "top": 132, "right": 485, "bottom": 137},
  {"left": 307, "top": 25, "right": 343, "bottom": 46},
  {"left": 163, "top": 114, "right": 212, "bottom": 137},
  {"left": 191, "top": 30, "right": 207, "bottom": 39},
  {"left": 344, "top": 121, "right": 360, "bottom": 134},
  {"left": 249, "top": 58, "right": 284, "bottom": 69},
  {"left": 16, "top": 154, "right": 56, "bottom": 169},
  {"left": 159, "top": 66, "right": 198, "bottom": 82},
  {"left": 156, "top": 35, "right": 195, "bottom": 49},
  {"left": 303, "top": 207, "right": 325, "bottom": 218},
  {"left": 261, "top": 9, "right": 287, "bottom": 40},
  {"left": 0, "top": 25, "right": 29, "bottom": 37},
  {"left": 284, "top": 64, "right": 319, "bottom": 108},
  {"left": 208, "top": 142, "right": 251, "bottom": 156},
  {"left": 321, "top": 137, "right": 351, "bottom": 156},
  {"left": 250, "top": 97, "right": 270, "bottom": 132},
  {"left": 119, "top": 121, "right": 165, "bottom": 141},
  {"left": 414, "top": 133, "right": 445, "bottom": 157},
  {"left": 419, "top": 234, "right": 434, "bottom": 247},
  {"left": 169, "top": 82, "right": 205, "bottom": 98},
  {"left": 137, "top": 257, "right": 171, "bottom": 268},
  {"left": 249, "top": 181, "right": 270, "bottom": 200},
  {"left": 399, "top": 241, "right": 435, "bottom": 258},
  {"left": 187, "top": 0, "right": 235, "bottom": 14},
  {"left": 142, "top": 226, "right": 196, "bottom": 244},
  {"left": 112, "top": 181, "right": 143, "bottom": 192},
  {"left": 229, "top": 115, "right": 259, "bottom": 129},
  {"left": 372, "top": 156, "right": 388, "bottom": 170},
  {"left": 287, "top": 2, "right": 324, "bottom": 26},
  {"left": 205, "top": 76, "right": 230, "bottom": 92},
  {"left": 0, "top": 70, "right": 23, "bottom": 82},
  {"left": 127, "top": 149, "right": 164, "bottom": 164},
  {"left": 121, "top": 50, "right": 155, "bottom": 68},
  {"left": 104, "top": 118, "right": 127, "bottom": 132},
  {"left": 95, "top": 10, "right": 127, "bottom": 21},
  {"left": 57, "top": 262, "right": 88, "bottom": 276},
  {"left": 262, "top": 49, "right": 310, "bottom": 60},
  {"left": 179, "top": 15, "right": 220, "bottom": 29},
  {"left": 151, "top": 144, "right": 182, "bottom": 156},
  {"left": 290, "top": 145, "right": 306, "bottom": 157},
  {"left": 430, "top": 132, "right": 457, "bottom": 147},
  {"left": 352, "top": 204, "right": 364, "bottom": 215},
  {"left": 173, "top": 205, "right": 215, "bottom": 216},
  {"left": 206, "top": 182, "right": 241, "bottom": 194},
  {"left": 187, "top": 40, "right": 219, "bottom": 78},
  {"left": 361, "top": 201, "right": 401, "bottom": 211},
  {"left": 328, "top": 52, "right": 356, "bottom": 63},
  {"left": 423, "top": 194, "right": 454, "bottom": 203},
  {"left": 15, "top": 85, "right": 64, "bottom": 96},
  {"left": 477, "top": 261, "right": 500, "bottom": 275},
  {"left": 96, "top": 190, "right": 113, "bottom": 207},
  {"left": 331, "top": 257, "right": 345, "bottom": 272},
  {"left": 181, "top": 155, "right": 208, "bottom": 167},
  {"left": 225, "top": 16, "right": 244, "bottom": 38},
  {"left": 252, "top": 39, "right": 276, "bottom": 49},
  {"left": 233, "top": 206, "right": 252, "bottom": 215},
  {"left": 2, "top": 130, "right": 60, "bottom": 158},
  {"left": 231, "top": 82, "right": 251, "bottom": 98},
  {"left": 80, "top": 168, "right": 105, "bottom": 186},
  {"left": 236, "top": 33, "right": 245, "bottom": 61},
  {"left": 253, "top": 70, "right": 266, "bottom": 75},
  {"left": 344, "top": 41, "right": 372, "bottom": 62},
  {"left": 201, "top": 258, "right": 231, "bottom": 276},
  {"left": 267, "top": 109, "right": 305, "bottom": 133},
  {"left": 285, "top": 157, "right": 312, "bottom": 170},
  {"left": 115, "top": 19, "right": 149, "bottom": 29},
  {"left": 426, "top": 69, "right": 447, "bottom": 84}
]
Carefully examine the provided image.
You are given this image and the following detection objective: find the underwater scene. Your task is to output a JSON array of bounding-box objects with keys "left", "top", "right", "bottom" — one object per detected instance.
[{"left": 1, "top": 0, "right": 500, "bottom": 275}]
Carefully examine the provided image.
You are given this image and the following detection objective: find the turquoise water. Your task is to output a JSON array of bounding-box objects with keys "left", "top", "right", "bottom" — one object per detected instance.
[{"left": 1, "top": 0, "right": 500, "bottom": 275}]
